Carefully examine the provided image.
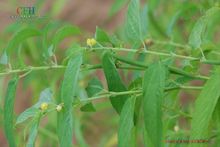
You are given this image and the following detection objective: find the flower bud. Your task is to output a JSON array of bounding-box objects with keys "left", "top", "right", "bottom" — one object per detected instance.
[
  {"left": 87, "top": 38, "right": 96, "bottom": 47},
  {"left": 40, "top": 102, "right": 48, "bottom": 111},
  {"left": 56, "top": 105, "right": 62, "bottom": 112}
]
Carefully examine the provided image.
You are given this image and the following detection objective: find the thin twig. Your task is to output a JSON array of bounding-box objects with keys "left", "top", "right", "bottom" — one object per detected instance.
[
  {"left": 0, "top": 64, "right": 146, "bottom": 77},
  {"left": 81, "top": 85, "right": 202, "bottom": 102},
  {"left": 154, "top": 40, "right": 190, "bottom": 49},
  {"left": 162, "top": 105, "right": 192, "bottom": 118},
  {"left": 112, "top": 54, "right": 209, "bottom": 80},
  {"left": 19, "top": 69, "right": 33, "bottom": 79},
  {"left": 90, "top": 47, "right": 199, "bottom": 61}
]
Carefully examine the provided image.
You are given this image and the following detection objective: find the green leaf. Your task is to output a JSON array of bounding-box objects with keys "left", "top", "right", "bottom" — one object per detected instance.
[
  {"left": 109, "top": 35, "right": 122, "bottom": 47},
  {"left": 16, "top": 88, "right": 52, "bottom": 125},
  {"left": 27, "top": 113, "right": 41, "bottom": 147},
  {"left": 188, "top": 17, "right": 206, "bottom": 49},
  {"left": 63, "top": 43, "right": 84, "bottom": 64},
  {"left": 61, "top": 55, "right": 82, "bottom": 108},
  {"left": 57, "top": 54, "right": 82, "bottom": 147},
  {"left": 86, "top": 78, "right": 103, "bottom": 97},
  {"left": 0, "top": 51, "right": 8, "bottom": 65},
  {"left": 80, "top": 103, "right": 96, "bottom": 112},
  {"left": 4, "top": 77, "right": 18, "bottom": 147},
  {"left": 95, "top": 27, "right": 110, "bottom": 44},
  {"left": 34, "top": 88, "right": 53, "bottom": 108},
  {"left": 128, "top": 77, "right": 142, "bottom": 125},
  {"left": 52, "top": 25, "right": 81, "bottom": 51},
  {"left": 42, "top": 21, "right": 61, "bottom": 58},
  {"left": 110, "top": 0, "right": 128, "bottom": 16},
  {"left": 128, "top": 77, "right": 142, "bottom": 90},
  {"left": 16, "top": 107, "right": 39, "bottom": 125},
  {"left": 102, "top": 51, "right": 127, "bottom": 114},
  {"left": 140, "top": 5, "right": 149, "bottom": 39},
  {"left": 80, "top": 78, "right": 103, "bottom": 112},
  {"left": 6, "top": 27, "right": 42, "bottom": 55},
  {"left": 46, "top": 44, "right": 54, "bottom": 57},
  {"left": 189, "top": 68, "right": 220, "bottom": 146},
  {"left": 125, "top": 0, "right": 143, "bottom": 47},
  {"left": 189, "top": 6, "right": 220, "bottom": 49},
  {"left": 118, "top": 97, "right": 136, "bottom": 147},
  {"left": 143, "top": 62, "right": 166, "bottom": 147}
]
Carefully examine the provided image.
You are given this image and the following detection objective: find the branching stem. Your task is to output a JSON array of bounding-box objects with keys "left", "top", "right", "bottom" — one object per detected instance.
[
  {"left": 80, "top": 85, "right": 202, "bottom": 102},
  {"left": 90, "top": 47, "right": 199, "bottom": 60}
]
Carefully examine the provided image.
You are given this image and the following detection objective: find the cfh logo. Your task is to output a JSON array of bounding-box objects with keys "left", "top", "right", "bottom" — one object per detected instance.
[
  {"left": 16, "top": 6, "right": 35, "bottom": 16},
  {"left": 10, "top": 5, "right": 47, "bottom": 20}
]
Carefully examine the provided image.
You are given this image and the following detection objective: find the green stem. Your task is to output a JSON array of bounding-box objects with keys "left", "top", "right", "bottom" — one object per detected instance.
[
  {"left": 0, "top": 64, "right": 144, "bottom": 77},
  {"left": 154, "top": 40, "right": 190, "bottom": 49},
  {"left": 0, "top": 64, "right": 98, "bottom": 77},
  {"left": 165, "top": 85, "right": 203, "bottom": 91},
  {"left": 162, "top": 105, "right": 192, "bottom": 118},
  {"left": 113, "top": 54, "right": 209, "bottom": 80},
  {"left": 79, "top": 86, "right": 198, "bottom": 118},
  {"left": 167, "top": 66, "right": 209, "bottom": 80},
  {"left": 81, "top": 85, "right": 202, "bottom": 102},
  {"left": 113, "top": 54, "right": 147, "bottom": 68},
  {"left": 90, "top": 47, "right": 199, "bottom": 61},
  {"left": 117, "top": 66, "right": 145, "bottom": 70},
  {"left": 180, "top": 85, "right": 203, "bottom": 90},
  {"left": 90, "top": 46, "right": 220, "bottom": 67},
  {"left": 80, "top": 90, "right": 141, "bottom": 102},
  {"left": 201, "top": 60, "right": 220, "bottom": 65},
  {"left": 0, "top": 65, "right": 65, "bottom": 77}
]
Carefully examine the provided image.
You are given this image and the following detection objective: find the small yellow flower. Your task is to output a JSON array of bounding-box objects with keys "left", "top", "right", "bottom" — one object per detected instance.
[
  {"left": 40, "top": 102, "right": 48, "bottom": 111},
  {"left": 56, "top": 105, "right": 63, "bottom": 112},
  {"left": 87, "top": 38, "right": 96, "bottom": 47}
]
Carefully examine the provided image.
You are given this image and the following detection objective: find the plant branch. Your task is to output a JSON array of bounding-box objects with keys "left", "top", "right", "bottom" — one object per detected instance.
[
  {"left": 90, "top": 47, "right": 199, "bottom": 60},
  {"left": 79, "top": 87, "right": 197, "bottom": 118},
  {"left": 165, "top": 85, "right": 203, "bottom": 91},
  {"left": 0, "top": 64, "right": 145, "bottom": 77},
  {"left": 89, "top": 47, "right": 220, "bottom": 67},
  {"left": 0, "top": 65, "right": 66, "bottom": 77},
  {"left": 80, "top": 85, "right": 202, "bottom": 102},
  {"left": 153, "top": 40, "right": 190, "bottom": 49},
  {"left": 162, "top": 105, "right": 192, "bottom": 118},
  {"left": 112, "top": 54, "right": 209, "bottom": 80},
  {"left": 80, "top": 90, "right": 141, "bottom": 102}
]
